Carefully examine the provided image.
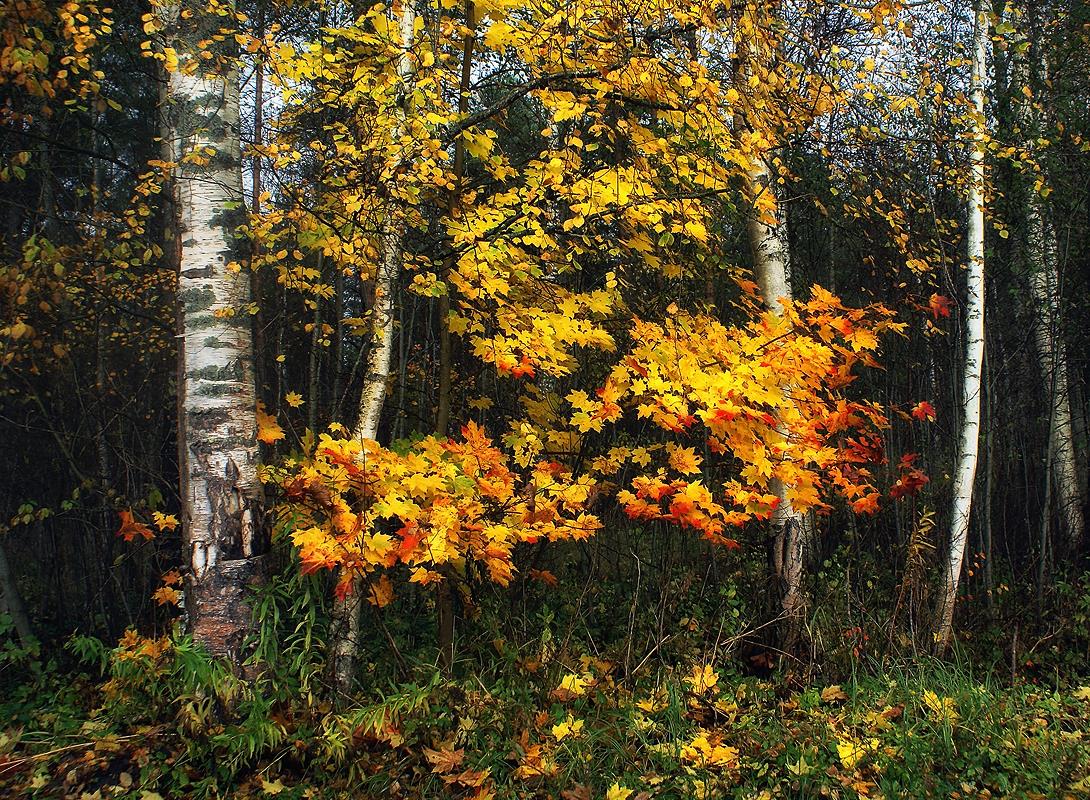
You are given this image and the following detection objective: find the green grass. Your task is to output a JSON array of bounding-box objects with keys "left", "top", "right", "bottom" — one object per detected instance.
[{"left": 3, "top": 636, "right": 1090, "bottom": 800}]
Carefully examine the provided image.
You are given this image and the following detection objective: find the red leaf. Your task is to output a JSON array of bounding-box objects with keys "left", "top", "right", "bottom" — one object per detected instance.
[
  {"left": 116, "top": 510, "right": 154, "bottom": 542},
  {"left": 928, "top": 294, "right": 952, "bottom": 319},
  {"left": 911, "top": 401, "right": 936, "bottom": 422}
]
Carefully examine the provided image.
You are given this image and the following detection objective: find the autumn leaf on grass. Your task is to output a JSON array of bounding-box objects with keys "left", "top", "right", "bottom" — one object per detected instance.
[
  {"left": 552, "top": 672, "right": 591, "bottom": 701},
  {"left": 921, "top": 690, "right": 958, "bottom": 723},
  {"left": 257, "top": 402, "right": 285, "bottom": 444},
  {"left": 636, "top": 686, "right": 669, "bottom": 713},
  {"left": 835, "top": 734, "right": 878, "bottom": 769},
  {"left": 514, "top": 742, "right": 557, "bottom": 779},
  {"left": 680, "top": 731, "right": 738, "bottom": 768},
  {"left": 551, "top": 715, "right": 584, "bottom": 741},
  {"left": 116, "top": 510, "right": 154, "bottom": 542},
  {"left": 605, "top": 785, "right": 634, "bottom": 800},
  {"left": 423, "top": 745, "right": 465, "bottom": 774},
  {"left": 821, "top": 684, "right": 849, "bottom": 703},
  {"left": 685, "top": 663, "right": 720, "bottom": 695}
]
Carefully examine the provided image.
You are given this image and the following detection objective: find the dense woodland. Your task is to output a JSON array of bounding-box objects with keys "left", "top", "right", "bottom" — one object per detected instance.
[{"left": 2, "top": 0, "right": 1090, "bottom": 796}]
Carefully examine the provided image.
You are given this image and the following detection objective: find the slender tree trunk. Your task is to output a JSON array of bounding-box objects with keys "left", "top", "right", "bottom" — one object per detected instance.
[
  {"left": 1015, "top": 38, "right": 1085, "bottom": 553},
  {"left": 308, "top": 255, "right": 323, "bottom": 433},
  {"left": 1007, "top": 4, "right": 1084, "bottom": 554},
  {"left": 431, "top": 0, "right": 476, "bottom": 672},
  {"left": 251, "top": 8, "right": 267, "bottom": 403},
  {"left": 935, "top": 6, "right": 988, "bottom": 653},
  {"left": 329, "top": 0, "right": 417, "bottom": 696},
  {"left": 1028, "top": 214, "right": 1083, "bottom": 547},
  {"left": 156, "top": 0, "right": 268, "bottom": 664},
  {"left": 734, "top": 5, "right": 812, "bottom": 657},
  {"left": 742, "top": 152, "right": 811, "bottom": 655},
  {"left": 0, "top": 538, "right": 34, "bottom": 647}
]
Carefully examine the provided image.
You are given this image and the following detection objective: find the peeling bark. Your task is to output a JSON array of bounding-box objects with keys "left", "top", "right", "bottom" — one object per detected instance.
[{"left": 156, "top": 0, "right": 268, "bottom": 665}]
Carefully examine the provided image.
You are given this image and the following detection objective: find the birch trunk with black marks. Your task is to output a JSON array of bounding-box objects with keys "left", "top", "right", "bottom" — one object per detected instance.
[
  {"left": 329, "top": 0, "right": 417, "bottom": 696},
  {"left": 156, "top": 0, "right": 267, "bottom": 665},
  {"left": 935, "top": 6, "right": 988, "bottom": 653},
  {"left": 1027, "top": 217, "right": 1083, "bottom": 551},
  {"left": 743, "top": 153, "right": 809, "bottom": 655},
  {"left": 1011, "top": 20, "right": 1084, "bottom": 554}
]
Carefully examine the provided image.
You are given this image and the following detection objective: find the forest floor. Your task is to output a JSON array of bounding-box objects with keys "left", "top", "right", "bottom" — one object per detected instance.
[{"left": 2, "top": 643, "right": 1090, "bottom": 800}]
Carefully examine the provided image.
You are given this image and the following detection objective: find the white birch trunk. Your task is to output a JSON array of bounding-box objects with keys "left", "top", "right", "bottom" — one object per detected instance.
[
  {"left": 156, "top": 0, "right": 267, "bottom": 663},
  {"left": 1012, "top": 25, "right": 1086, "bottom": 553},
  {"left": 1028, "top": 216, "right": 1084, "bottom": 549},
  {"left": 743, "top": 153, "right": 809, "bottom": 652},
  {"left": 935, "top": 7, "right": 988, "bottom": 653},
  {"left": 329, "top": 0, "right": 417, "bottom": 696}
]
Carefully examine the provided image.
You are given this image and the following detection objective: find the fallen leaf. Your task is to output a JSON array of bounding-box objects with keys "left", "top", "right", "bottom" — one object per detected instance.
[
  {"left": 821, "top": 685, "right": 849, "bottom": 703},
  {"left": 424, "top": 745, "right": 465, "bottom": 774}
]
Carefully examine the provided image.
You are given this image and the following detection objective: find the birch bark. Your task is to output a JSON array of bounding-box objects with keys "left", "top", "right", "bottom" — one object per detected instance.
[
  {"left": 329, "top": 0, "right": 417, "bottom": 695},
  {"left": 1012, "top": 20, "right": 1085, "bottom": 553},
  {"left": 935, "top": 6, "right": 988, "bottom": 653},
  {"left": 743, "top": 154, "right": 810, "bottom": 654},
  {"left": 155, "top": 0, "right": 267, "bottom": 664}
]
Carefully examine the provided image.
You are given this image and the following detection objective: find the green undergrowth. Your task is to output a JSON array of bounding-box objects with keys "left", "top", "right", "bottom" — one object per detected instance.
[{"left": 2, "top": 631, "right": 1090, "bottom": 800}]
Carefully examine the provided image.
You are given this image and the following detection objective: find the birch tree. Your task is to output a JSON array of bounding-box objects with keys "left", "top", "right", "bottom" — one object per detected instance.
[
  {"left": 153, "top": 0, "right": 267, "bottom": 664},
  {"left": 328, "top": 0, "right": 418, "bottom": 696},
  {"left": 735, "top": 5, "right": 811, "bottom": 654},
  {"left": 935, "top": 6, "right": 989, "bottom": 653},
  {"left": 742, "top": 155, "right": 812, "bottom": 653},
  {"left": 1012, "top": 11, "right": 1084, "bottom": 554}
]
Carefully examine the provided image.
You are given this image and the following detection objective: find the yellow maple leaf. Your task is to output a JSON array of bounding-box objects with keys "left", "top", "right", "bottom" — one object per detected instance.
[
  {"left": 605, "top": 784, "right": 633, "bottom": 800},
  {"left": 152, "top": 586, "right": 181, "bottom": 606},
  {"left": 152, "top": 511, "right": 179, "bottom": 532},
  {"left": 550, "top": 715, "right": 584, "bottom": 741},
  {"left": 685, "top": 663, "right": 720, "bottom": 694},
  {"left": 680, "top": 731, "right": 738, "bottom": 768},
  {"left": 668, "top": 444, "right": 703, "bottom": 475},
  {"left": 553, "top": 672, "right": 590, "bottom": 700},
  {"left": 821, "top": 684, "right": 848, "bottom": 703},
  {"left": 836, "top": 734, "right": 878, "bottom": 769},
  {"left": 285, "top": 391, "right": 304, "bottom": 408},
  {"left": 921, "top": 690, "right": 958, "bottom": 723},
  {"left": 257, "top": 403, "right": 285, "bottom": 445},
  {"left": 367, "top": 574, "right": 394, "bottom": 607}
]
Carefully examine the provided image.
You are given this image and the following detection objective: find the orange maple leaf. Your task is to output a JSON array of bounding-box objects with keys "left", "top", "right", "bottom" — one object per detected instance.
[
  {"left": 928, "top": 293, "right": 952, "bottom": 319},
  {"left": 116, "top": 510, "right": 154, "bottom": 542},
  {"left": 367, "top": 574, "right": 394, "bottom": 607},
  {"left": 152, "top": 586, "right": 181, "bottom": 606}
]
